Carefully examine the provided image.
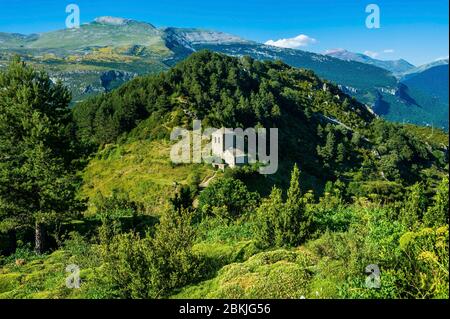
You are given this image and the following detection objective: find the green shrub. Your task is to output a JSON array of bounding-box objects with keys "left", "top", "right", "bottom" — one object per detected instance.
[
  {"left": 310, "top": 204, "right": 359, "bottom": 236},
  {"left": 398, "top": 226, "right": 449, "bottom": 298},
  {"left": 103, "top": 208, "right": 202, "bottom": 298},
  {"left": 198, "top": 178, "right": 259, "bottom": 219},
  {"left": 254, "top": 165, "right": 312, "bottom": 248},
  {"left": 423, "top": 176, "right": 449, "bottom": 227}
]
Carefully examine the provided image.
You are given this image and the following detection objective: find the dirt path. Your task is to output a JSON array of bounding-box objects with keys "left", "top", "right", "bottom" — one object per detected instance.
[{"left": 199, "top": 171, "right": 218, "bottom": 188}]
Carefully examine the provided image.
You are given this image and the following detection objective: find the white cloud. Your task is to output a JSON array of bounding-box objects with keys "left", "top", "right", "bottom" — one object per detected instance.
[
  {"left": 383, "top": 49, "right": 395, "bottom": 53},
  {"left": 364, "top": 50, "right": 379, "bottom": 58},
  {"left": 265, "top": 34, "right": 317, "bottom": 49}
]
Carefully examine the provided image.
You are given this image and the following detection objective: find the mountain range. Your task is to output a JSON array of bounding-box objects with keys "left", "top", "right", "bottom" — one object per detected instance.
[
  {"left": 324, "top": 48, "right": 416, "bottom": 76},
  {"left": 0, "top": 16, "right": 448, "bottom": 130}
]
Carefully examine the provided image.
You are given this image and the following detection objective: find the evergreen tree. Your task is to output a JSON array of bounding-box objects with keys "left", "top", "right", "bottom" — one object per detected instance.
[
  {"left": 0, "top": 57, "right": 81, "bottom": 254},
  {"left": 254, "top": 187, "right": 284, "bottom": 248},
  {"left": 336, "top": 143, "right": 346, "bottom": 163},
  {"left": 283, "top": 164, "right": 302, "bottom": 244},
  {"left": 284, "top": 164, "right": 311, "bottom": 245},
  {"left": 317, "top": 129, "right": 336, "bottom": 169},
  {"left": 254, "top": 164, "right": 311, "bottom": 248}
]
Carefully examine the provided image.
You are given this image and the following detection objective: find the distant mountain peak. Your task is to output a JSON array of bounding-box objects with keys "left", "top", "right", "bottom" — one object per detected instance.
[
  {"left": 325, "top": 49, "right": 415, "bottom": 75},
  {"left": 92, "top": 16, "right": 156, "bottom": 28},
  {"left": 324, "top": 48, "right": 348, "bottom": 55},
  {"left": 163, "top": 27, "right": 251, "bottom": 46},
  {"left": 402, "top": 58, "right": 449, "bottom": 80}
]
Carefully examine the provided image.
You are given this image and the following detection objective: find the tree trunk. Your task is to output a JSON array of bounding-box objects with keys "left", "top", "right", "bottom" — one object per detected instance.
[{"left": 35, "top": 222, "right": 45, "bottom": 254}]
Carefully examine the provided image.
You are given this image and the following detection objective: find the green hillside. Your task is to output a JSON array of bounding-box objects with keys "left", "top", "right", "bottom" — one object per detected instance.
[
  {"left": 29, "top": 20, "right": 163, "bottom": 50},
  {"left": 81, "top": 139, "right": 216, "bottom": 216},
  {"left": 74, "top": 50, "right": 444, "bottom": 180},
  {"left": 68, "top": 51, "right": 448, "bottom": 228},
  {"left": 0, "top": 18, "right": 173, "bottom": 103},
  {"left": 195, "top": 43, "right": 398, "bottom": 95},
  {"left": 0, "top": 51, "right": 448, "bottom": 300}
]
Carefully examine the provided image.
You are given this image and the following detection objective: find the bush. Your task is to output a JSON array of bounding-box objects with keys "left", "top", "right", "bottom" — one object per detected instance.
[
  {"left": 423, "top": 176, "right": 449, "bottom": 227},
  {"left": 310, "top": 204, "right": 358, "bottom": 236},
  {"left": 398, "top": 226, "right": 449, "bottom": 298},
  {"left": 103, "top": 208, "right": 202, "bottom": 298},
  {"left": 198, "top": 178, "right": 259, "bottom": 219},
  {"left": 254, "top": 165, "right": 312, "bottom": 248}
]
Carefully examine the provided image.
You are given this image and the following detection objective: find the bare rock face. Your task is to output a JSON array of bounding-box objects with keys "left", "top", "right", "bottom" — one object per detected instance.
[{"left": 100, "top": 70, "right": 136, "bottom": 92}]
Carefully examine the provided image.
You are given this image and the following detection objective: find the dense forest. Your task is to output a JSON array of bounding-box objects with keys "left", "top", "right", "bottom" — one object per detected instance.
[{"left": 0, "top": 51, "right": 448, "bottom": 299}]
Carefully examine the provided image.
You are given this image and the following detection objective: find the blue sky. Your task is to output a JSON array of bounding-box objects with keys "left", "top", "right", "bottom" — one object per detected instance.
[{"left": 0, "top": 0, "right": 448, "bottom": 65}]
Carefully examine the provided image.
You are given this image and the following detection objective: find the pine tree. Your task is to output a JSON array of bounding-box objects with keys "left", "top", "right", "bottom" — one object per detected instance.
[
  {"left": 317, "top": 129, "right": 336, "bottom": 169},
  {"left": 0, "top": 57, "right": 81, "bottom": 254},
  {"left": 284, "top": 164, "right": 311, "bottom": 245},
  {"left": 336, "top": 143, "right": 346, "bottom": 163},
  {"left": 254, "top": 164, "right": 311, "bottom": 248},
  {"left": 254, "top": 187, "right": 284, "bottom": 248}
]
